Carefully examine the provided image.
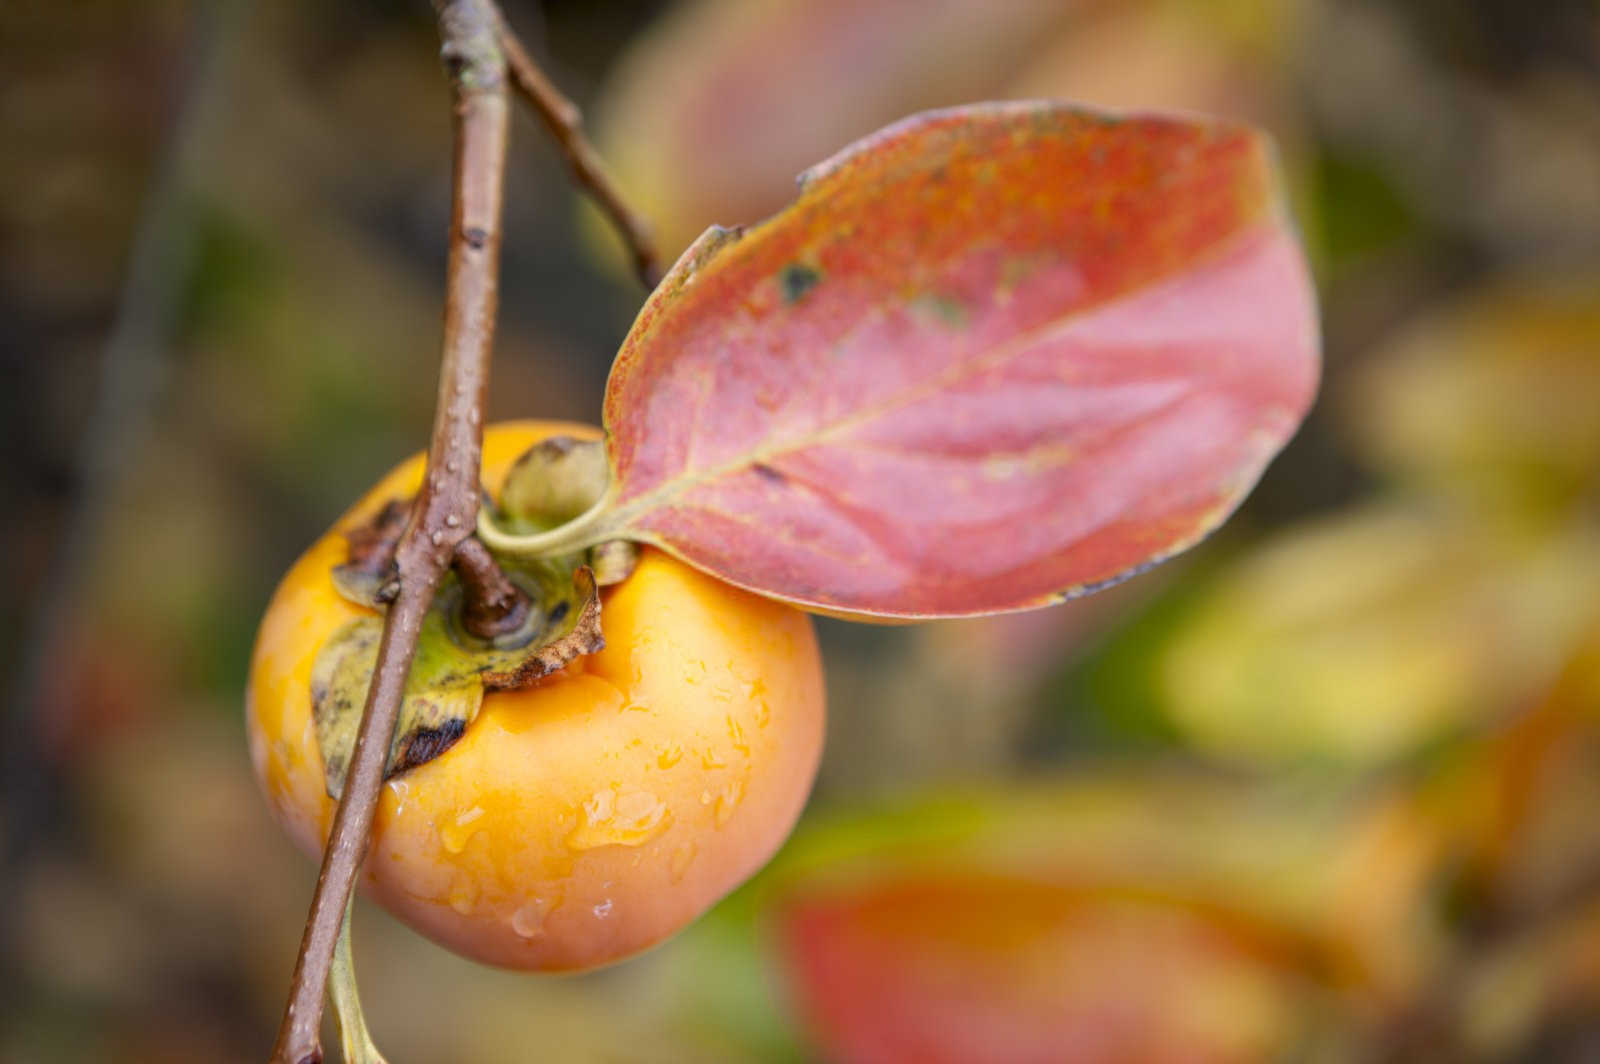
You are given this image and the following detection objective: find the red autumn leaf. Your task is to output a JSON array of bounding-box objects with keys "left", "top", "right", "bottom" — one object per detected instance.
[
  {"left": 780, "top": 875, "right": 1311, "bottom": 1064},
  {"left": 599, "top": 101, "right": 1319, "bottom": 618}
]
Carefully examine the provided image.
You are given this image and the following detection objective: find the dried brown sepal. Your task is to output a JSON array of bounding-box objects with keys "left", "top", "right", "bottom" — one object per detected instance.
[
  {"left": 330, "top": 497, "right": 411, "bottom": 608},
  {"left": 310, "top": 564, "right": 602, "bottom": 798},
  {"left": 481, "top": 566, "right": 601, "bottom": 689}
]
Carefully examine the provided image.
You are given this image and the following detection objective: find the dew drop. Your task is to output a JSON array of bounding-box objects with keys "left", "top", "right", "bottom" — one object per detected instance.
[
  {"left": 593, "top": 899, "right": 613, "bottom": 919},
  {"left": 430, "top": 530, "right": 444, "bottom": 546},
  {"left": 387, "top": 779, "right": 409, "bottom": 815},
  {"left": 727, "top": 715, "right": 749, "bottom": 755},
  {"left": 670, "top": 841, "right": 698, "bottom": 884},
  {"left": 748, "top": 679, "right": 771, "bottom": 726},
  {"left": 445, "top": 513, "right": 460, "bottom": 527},
  {"left": 566, "top": 788, "right": 671, "bottom": 850},
  {"left": 447, "top": 873, "right": 478, "bottom": 915},
  {"left": 511, "top": 897, "right": 552, "bottom": 939},
  {"left": 441, "top": 805, "right": 485, "bottom": 854},
  {"left": 714, "top": 778, "right": 745, "bottom": 827},
  {"left": 656, "top": 742, "right": 684, "bottom": 769}
]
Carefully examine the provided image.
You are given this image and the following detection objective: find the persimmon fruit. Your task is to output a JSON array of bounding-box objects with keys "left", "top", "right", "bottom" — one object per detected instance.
[{"left": 247, "top": 421, "right": 826, "bottom": 970}]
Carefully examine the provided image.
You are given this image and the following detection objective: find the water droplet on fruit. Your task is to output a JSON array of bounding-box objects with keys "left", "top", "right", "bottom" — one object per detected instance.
[
  {"left": 727, "top": 715, "right": 749, "bottom": 755},
  {"left": 747, "top": 679, "right": 771, "bottom": 727},
  {"left": 593, "top": 899, "right": 613, "bottom": 919},
  {"left": 670, "top": 841, "right": 697, "bottom": 883},
  {"left": 656, "top": 742, "right": 683, "bottom": 769},
  {"left": 511, "top": 897, "right": 551, "bottom": 939},
  {"left": 387, "top": 779, "right": 409, "bottom": 815},
  {"left": 566, "top": 788, "right": 671, "bottom": 849},
  {"left": 714, "top": 779, "right": 745, "bottom": 827},
  {"left": 441, "top": 805, "right": 485, "bottom": 854},
  {"left": 448, "top": 873, "right": 478, "bottom": 915}
]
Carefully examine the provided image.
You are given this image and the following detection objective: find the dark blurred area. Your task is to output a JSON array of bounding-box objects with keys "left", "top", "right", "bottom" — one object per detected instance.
[{"left": 4, "top": 0, "right": 1600, "bottom": 1060}]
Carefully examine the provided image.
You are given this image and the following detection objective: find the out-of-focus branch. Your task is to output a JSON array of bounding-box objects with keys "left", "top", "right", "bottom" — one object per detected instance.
[{"left": 0, "top": 0, "right": 249, "bottom": 1001}]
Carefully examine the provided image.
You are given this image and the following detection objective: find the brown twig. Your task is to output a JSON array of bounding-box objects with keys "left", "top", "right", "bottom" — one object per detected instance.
[
  {"left": 493, "top": 9, "right": 663, "bottom": 289},
  {"left": 453, "top": 535, "right": 529, "bottom": 638},
  {"left": 268, "top": 2, "right": 508, "bottom": 1060}
]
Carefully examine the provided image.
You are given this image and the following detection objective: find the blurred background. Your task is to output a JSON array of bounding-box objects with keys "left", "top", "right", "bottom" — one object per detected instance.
[{"left": 5, "top": 0, "right": 1600, "bottom": 1060}]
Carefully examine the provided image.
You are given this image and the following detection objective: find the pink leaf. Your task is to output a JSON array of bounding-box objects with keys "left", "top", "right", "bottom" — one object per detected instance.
[{"left": 600, "top": 102, "right": 1319, "bottom": 618}]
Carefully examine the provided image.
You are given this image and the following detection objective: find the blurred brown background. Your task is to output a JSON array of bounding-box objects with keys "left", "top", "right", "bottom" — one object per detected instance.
[{"left": 5, "top": 0, "right": 1600, "bottom": 1060}]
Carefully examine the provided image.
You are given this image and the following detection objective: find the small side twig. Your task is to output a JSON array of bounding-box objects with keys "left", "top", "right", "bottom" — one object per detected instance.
[
  {"left": 493, "top": 10, "right": 662, "bottom": 289},
  {"left": 268, "top": 2, "right": 508, "bottom": 1060},
  {"left": 453, "top": 535, "right": 529, "bottom": 638}
]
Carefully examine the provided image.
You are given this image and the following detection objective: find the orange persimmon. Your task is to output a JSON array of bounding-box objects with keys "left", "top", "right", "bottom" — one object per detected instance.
[{"left": 247, "top": 421, "right": 825, "bottom": 970}]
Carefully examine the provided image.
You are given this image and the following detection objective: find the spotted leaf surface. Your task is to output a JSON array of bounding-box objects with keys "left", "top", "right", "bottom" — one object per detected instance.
[{"left": 600, "top": 102, "right": 1319, "bottom": 618}]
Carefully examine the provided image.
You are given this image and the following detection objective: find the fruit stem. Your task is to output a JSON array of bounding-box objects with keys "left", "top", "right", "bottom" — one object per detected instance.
[
  {"left": 453, "top": 536, "right": 531, "bottom": 638},
  {"left": 475, "top": 485, "right": 615, "bottom": 558},
  {"left": 329, "top": 899, "right": 388, "bottom": 1064}
]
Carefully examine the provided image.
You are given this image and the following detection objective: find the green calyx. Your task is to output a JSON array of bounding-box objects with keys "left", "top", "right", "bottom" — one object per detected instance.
[{"left": 310, "top": 436, "right": 635, "bottom": 798}]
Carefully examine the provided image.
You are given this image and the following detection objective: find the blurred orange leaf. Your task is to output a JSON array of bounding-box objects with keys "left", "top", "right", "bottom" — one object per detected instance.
[
  {"left": 782, "top": 875, "right": 1315, "bottom": 1064},
  {"left": 592, "top": 0, "right": 1085, "bottom": 260}
]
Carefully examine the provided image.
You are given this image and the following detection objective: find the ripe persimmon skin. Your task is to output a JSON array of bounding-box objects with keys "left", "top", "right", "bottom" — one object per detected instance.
[{"left": 246, "top": 422, "right": 825, "bottom": 971}]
